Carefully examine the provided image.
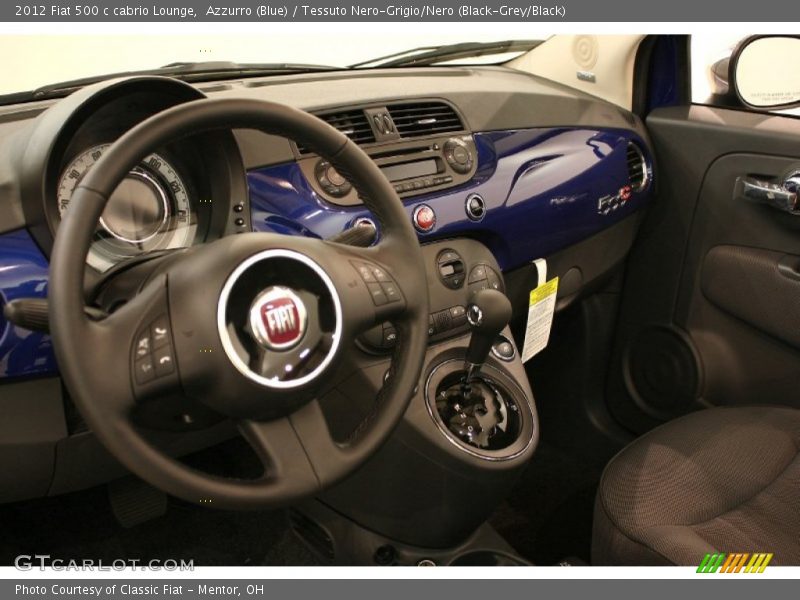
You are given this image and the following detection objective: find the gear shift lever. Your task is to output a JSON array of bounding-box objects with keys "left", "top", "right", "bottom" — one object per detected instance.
[
  {"left": 463, "top": 288, "right": 512, "bottom": 387},
  {"left": 429, "top": 288, "right": 517, "bottom": 452}
]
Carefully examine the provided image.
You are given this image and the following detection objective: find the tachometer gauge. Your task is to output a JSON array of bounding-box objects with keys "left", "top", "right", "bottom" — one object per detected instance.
[{"left": 57, "top": 144, "right": 195, "bottom": 271}]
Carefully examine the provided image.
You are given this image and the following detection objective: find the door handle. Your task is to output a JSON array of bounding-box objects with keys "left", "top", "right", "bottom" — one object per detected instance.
[{"left": 735, "top": 175, "right": 800, "bottom": 215}]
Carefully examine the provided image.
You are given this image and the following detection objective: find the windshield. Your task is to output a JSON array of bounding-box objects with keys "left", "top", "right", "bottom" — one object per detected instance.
[{"left": 0, "top": 33, "right": 546, "bottom": 98}]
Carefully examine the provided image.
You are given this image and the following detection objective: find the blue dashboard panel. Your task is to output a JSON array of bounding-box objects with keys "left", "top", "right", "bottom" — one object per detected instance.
[
  {"left": 248, "top": 127, "right": 653, "bottom": 271},
  {"left": 0, "top": 229, "right": 57, "bottom": 379}
]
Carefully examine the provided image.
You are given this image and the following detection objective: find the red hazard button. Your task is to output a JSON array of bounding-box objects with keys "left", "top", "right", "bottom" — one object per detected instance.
[{"left": 413, "top": 204, "right": 436, "bottom": 232}]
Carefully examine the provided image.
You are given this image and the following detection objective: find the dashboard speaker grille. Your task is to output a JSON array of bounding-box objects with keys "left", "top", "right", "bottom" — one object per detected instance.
[
  {"left": 387, "top": 102, "right": 464, "bottom": 138},
  {"left": 299, "top": 109, "right": 375, "bottom": 152},
  {"left": 626, "top": 142, "right": 647, "bottom": 191}
]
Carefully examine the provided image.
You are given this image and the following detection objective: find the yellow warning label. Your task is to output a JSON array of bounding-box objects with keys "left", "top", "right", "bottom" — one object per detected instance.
[
  {"left": 521, "top": 276, "right": 559, "bottom": 363},
  {"left": 529, "top": 277, "right": 559, "bottom": 305}
]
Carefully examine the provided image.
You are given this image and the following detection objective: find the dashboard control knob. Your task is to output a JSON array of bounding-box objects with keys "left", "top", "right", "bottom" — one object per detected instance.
[
  {"left": 443, "top": 138, "right": 473, "bottom": 174},
  {"left": 413, "top": 204, "right": 436, "bottom": 232},
  {"left": 326, "top": 165, "right": 346, "bottom": 187},
  {"left": 315, "top": 160, "right": 352, "bottom": 198}
]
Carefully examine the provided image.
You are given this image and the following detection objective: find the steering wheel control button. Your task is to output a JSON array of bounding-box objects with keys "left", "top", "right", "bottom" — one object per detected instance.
[
  {"left": 465, "top": 194, "right": 486, "bottom": 221},
  {"left": 153, "top": 348, "right": 175, "bottom": 377},
  {"left": 351, "top": 261, "right": 402, "bottom": 306},
  {"left": 249, "top": 286, "right": 307, "bottom": 351},
  {"left": 134, "top": 357, "right": 155, "bottom": 384},
  {"left": 371, "top": 266, "right": 391, "bottom": 282},
  {"left": 151, "top": 316, "right": 170, "bottom": 349},
  {"left": 380, "top": 281, "right": 402, "bottom": 302},
  {"left": 437, "top": 249, "right": 466, "bottom": 289},
  {"left": 413, "top": 204, "right": 436, "bottom": 233},
  {"left": 130, "top": 308, "right": 179, "bottom": 394},
  {"left": 367, "top": 282, "right": 389, "bottom": 306},
  {"left": 353, "top": 262, "right": 376, "bottom": 283},
  {"left": 135, "top": 332, "right": 151, "bottom": 359}
]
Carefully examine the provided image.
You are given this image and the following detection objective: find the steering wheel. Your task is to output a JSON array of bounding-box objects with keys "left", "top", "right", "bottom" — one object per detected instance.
[{"left": 48, "top": 98, "right": 429, "bottom": 509}]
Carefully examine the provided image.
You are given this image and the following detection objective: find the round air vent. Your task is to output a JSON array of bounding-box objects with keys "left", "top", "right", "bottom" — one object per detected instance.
[
  {"left": 465, "top": 193, "right": 486, "bottom": 221},
  {"left": 626, "top": 142, "right": 649, "bottom": 192}
]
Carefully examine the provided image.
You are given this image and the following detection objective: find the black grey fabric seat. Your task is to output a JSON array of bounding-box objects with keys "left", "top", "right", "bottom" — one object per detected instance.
[{"left": 592, "top": 406, "right": 800, "bottom": 565}]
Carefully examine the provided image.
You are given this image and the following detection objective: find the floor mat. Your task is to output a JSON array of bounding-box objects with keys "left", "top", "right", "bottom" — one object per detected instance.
[
  {"left": 0, "top": 486, "right": 320, "bottom": 566},
  {"left": 0, "top": 436, "right": 321, "bottom": 567},
  {"left": 490, "top": 441, "right": 605, "bottom": 565}
]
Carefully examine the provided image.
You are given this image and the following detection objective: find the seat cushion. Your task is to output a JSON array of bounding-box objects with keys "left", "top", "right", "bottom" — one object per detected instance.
[{"left": 592, "top": 406, "right": 800, "bottom": 565}]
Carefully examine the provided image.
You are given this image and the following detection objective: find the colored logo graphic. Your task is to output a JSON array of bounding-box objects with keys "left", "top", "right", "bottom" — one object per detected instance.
[
  {"left": 248, "top": 286, "right": 307, "bottom": 351},
  {"left": 697, "top": 553, "right": 773, "bottom": 573}
]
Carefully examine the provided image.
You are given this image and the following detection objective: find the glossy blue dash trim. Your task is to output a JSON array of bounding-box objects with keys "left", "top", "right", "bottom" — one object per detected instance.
[
  {"left": 248, "top": 126, "right": 653, "bottom": 272},
  {"left": 0, "top": 229, "right": 57, "bottom": 380}
]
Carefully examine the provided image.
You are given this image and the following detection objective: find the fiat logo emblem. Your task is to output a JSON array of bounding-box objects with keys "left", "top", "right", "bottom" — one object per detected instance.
[{"left": 249, "top": 286, "right": 307, "bottom": 351}]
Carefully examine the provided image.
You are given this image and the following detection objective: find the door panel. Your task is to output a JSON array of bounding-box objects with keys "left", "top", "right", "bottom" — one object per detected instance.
[{"left": 607, "top": 105, "right": 800, "bottom": 433}]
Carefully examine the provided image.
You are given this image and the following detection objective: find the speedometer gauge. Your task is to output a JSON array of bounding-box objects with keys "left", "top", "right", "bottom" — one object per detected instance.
[{"left": 57, "top": 144, "right": 195, "bottom": 272}]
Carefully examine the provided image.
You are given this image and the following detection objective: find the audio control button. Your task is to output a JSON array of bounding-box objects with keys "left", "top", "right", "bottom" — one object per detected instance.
[
  {"left": 134, "top": 357, "right": 155, "bottom": 384},
  {"left": 444, "top": 138, "right": 473, "bottom": 174}
]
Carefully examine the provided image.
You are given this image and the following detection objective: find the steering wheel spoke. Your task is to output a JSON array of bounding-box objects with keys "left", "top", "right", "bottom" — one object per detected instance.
[
  {"left": 237, "top": 417, "right": 321, "bottom": 493},
  {"left": 287, "top": 399, "right": 351, "bottom": 487}
]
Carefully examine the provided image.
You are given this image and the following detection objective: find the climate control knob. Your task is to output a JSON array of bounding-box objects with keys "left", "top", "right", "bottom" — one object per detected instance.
[
  {"left": 443, "top": 138, "right": 473, "bottom": 174},
  {"left": 315, "top": 160, "right": 352, "bottom": 198}
]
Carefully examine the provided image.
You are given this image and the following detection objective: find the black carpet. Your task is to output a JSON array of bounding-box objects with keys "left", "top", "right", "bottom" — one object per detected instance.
[
  {"left": 0, "top": 438, "right": 320, "bottom": 567},
  {"left": 0, "top": 487, "right": 319, "bottom": 566},
  {"left": 490, "top": 441, "right": 605, "bottom": 565}
]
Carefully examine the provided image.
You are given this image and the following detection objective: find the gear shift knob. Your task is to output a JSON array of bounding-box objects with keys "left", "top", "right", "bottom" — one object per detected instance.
[{"left": 464, "top": 288, "right": 512, "bottom": 380}]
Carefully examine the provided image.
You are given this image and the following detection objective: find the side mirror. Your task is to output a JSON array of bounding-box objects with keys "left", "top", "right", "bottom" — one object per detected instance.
[{"left": 730, "top": 36, "right": 800, "bottom": 110}]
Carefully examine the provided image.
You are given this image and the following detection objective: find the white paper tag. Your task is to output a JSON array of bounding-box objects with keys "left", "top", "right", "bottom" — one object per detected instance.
[{"left": 521, "top": 275, "right": 559, "bottom": 363}]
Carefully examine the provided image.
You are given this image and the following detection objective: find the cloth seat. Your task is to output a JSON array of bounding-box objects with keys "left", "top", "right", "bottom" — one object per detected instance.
[{"left": 592, "top": 406, "right": 800, "bottom": 565}]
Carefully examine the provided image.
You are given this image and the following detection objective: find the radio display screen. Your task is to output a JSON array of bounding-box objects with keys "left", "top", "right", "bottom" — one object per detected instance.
[{"left": 381, "top": 159, "right": 437, "bottom": 182}]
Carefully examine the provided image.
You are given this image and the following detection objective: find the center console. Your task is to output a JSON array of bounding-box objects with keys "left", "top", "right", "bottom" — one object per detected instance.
[{"left": 292, "top": 238, "right": 539, "bottom": 565}]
